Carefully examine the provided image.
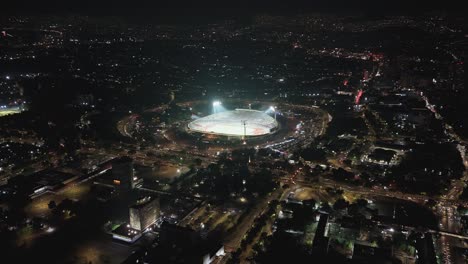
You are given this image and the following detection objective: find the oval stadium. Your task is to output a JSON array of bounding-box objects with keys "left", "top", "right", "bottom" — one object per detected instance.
[{"left": 188, "top": 109, "right": 278, "bottom": 137}]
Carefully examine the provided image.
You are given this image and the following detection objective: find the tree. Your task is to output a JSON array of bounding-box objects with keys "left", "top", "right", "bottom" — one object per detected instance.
[
  {"left": 303, "top": 199, "right": 317, "bottom": 209},
  {"left": 355, "top": 199, "right": 368, "bottom": 208},
  {"left": 193, "top": 158, "right": 202, "bottom": 166},
  {"left": 32, "top": 217, "right": 44, "bottom": 230},
  {"left": 425, "top": 199, "right": 437, "bottom": 208},
  {"left": 299, "top": 147, "right": 326, "bottom": 163},
  {"left": 331, "top": 168, "right": 354, "bottom": 182},
  {"left": 333, "top": 198, "right": 349, "bottom": 211},
  {"left": 48, "top": 200, "right": 57, "bottom": 210},
  {"left": 320, "top": 202, "right": 332, "bottom": 213}
]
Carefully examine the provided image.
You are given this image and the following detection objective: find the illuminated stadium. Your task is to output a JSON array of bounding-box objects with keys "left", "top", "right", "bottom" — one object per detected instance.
[{"left": 188, "top": 109, "right": 278, "bottom": 137}]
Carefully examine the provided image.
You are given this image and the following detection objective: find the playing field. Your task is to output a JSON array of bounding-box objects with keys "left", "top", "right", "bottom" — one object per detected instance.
[{"left": 188, "top": 109, "right": 277, "bottom": 137}]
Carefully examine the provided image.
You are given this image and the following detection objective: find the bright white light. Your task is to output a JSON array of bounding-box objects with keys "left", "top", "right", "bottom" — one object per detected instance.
[
  {"left": 189, "top": 109, "right": 277, "bottom": 136},
  {"left": 213, "top": 101, "right": 221, "bottom": 106},
  {"left": 269, "top": 106, "right": 275, "bottom": 111},
  {"left": 5, "top": 75, "right": 10, "bottom": 80}
]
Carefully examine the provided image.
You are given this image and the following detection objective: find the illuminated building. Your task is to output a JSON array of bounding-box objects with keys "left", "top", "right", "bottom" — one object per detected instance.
[{"left": 129, "top": 196, "right": 160, "bottom": 231}]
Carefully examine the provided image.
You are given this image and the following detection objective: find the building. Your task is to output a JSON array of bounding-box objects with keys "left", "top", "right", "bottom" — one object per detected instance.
[
  {"left": 362, "top": 148, "right": 399, "bottom": 166},
  {"left": 312, "top": 213, "right": 329, "bottom": 256},
  {"left": 202, "top": 245, "right": 225, "bottom": 264},
  {"left": 147, "top": 222, "right": 224, "bottom": 263},
  {"left": 111, "top": 224, "right": 142, "bottom": 243},
  {"left": 352, "top": 242, "right": 393, "bottom": 263},
  {"left": 123, "top": 222, "right": 225, "bottom": 264},
  {"left": 129, "top": 196, "right": 160, "bottom": 231},
  {"left": 367, "top": 149, "right": 397, "bottom": 166},
  {"left": 112, "top": 157, "right": 141, "bottom": 190},
  {"left": 6, "top": 169, "right": 79, "bottom": 199},
  {"left": 415, "top": 233, "right": 437, "bottom": 264}
]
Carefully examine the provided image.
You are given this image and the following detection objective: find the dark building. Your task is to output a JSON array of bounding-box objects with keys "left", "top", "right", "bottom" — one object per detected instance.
[
  {"left": 312, "top": 213, "right": 329, "bottom": 256},
  {"left": 158, "top": 222, "right": 225, "bottom": 264},
  {"left": 366, "top": 148, "right": 397, "bottom": 166},
  {"left": 129, "top": 196, "right": 160, "bottom": 231},
  {"left": 159, "top": 222, "right": 200, "bottom": 245},
  {"left": 415, "top": 233, "right": 437, "bottom": 264},
  {"left": 352, "top": 242, "right": 393, "bottom": 263},
  {"left": 112, "top": 157, "right": 141, "bottom": 190},
  {"left": 123, "top": 222, "right": 225, "bottom": 264}
]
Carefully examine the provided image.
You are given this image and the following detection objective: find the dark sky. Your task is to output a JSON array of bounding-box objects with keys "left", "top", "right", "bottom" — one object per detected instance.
[{"left": 2, "top": 0, "right": 465, "bottom": 16}]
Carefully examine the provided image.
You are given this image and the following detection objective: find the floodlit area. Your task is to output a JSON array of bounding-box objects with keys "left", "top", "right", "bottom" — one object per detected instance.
[
  {"left": 0, "top": 109, "right": 21, "bottom": 116},
  {"left": 67, "top": 234, "right": 142, "bottom": 264},
  {"left": 137, "top": 164, "right": 190, "bottom": 181},
  {"left": 290, "top": 187, "right": 337, "bottom": 202},
  {"left": 188, "top": 109, "right": 278, "bottom": 137},
  {"left": 24, "top": 183, "right": 91, "bottom": 217},
  {"left": 179, "top": 204, "right": 241, "bottom": 234}
]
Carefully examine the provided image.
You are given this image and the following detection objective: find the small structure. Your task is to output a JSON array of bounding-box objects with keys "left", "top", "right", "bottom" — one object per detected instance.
[{"left": 111, "top": 224, "right": 142, "bottom": 243}]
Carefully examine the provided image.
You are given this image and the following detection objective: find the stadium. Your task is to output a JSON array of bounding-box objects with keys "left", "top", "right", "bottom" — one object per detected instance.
[{"left": 188, "top": 109, "right": 278, "bottom": 137}]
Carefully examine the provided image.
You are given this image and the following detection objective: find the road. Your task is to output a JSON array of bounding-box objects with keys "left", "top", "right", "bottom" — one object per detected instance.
[{"left": 223, "top": 187, "right": 289, "bottom": 251}]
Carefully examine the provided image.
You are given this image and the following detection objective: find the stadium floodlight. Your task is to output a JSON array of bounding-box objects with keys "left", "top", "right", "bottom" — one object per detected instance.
[
  {"left": 269, "top": 106, "right": 277, "bottom": 120},
  {"left": 213, "top": 101, "right": 222, "bottom": 113}
]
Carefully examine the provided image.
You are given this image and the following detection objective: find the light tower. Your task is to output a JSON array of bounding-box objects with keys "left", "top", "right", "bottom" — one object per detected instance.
[
  {"left": 212, "top": 101, "right": 221, "bottom": 114},
  {"left": 269, "top": 106, "right": 277, "bottom": 120},
  {"left": 241, "top": 120, "right": 247, "bottom": 140}
]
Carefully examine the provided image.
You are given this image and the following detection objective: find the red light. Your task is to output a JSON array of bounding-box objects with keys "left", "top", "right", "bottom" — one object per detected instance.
[{"left": 355, "top": 90, "right": 363, "bottom": 105}]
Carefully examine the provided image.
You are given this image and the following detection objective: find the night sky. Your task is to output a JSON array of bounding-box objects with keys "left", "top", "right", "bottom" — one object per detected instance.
[{"left": 2, "top": 0, "right": 466, "bottom": 16}]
